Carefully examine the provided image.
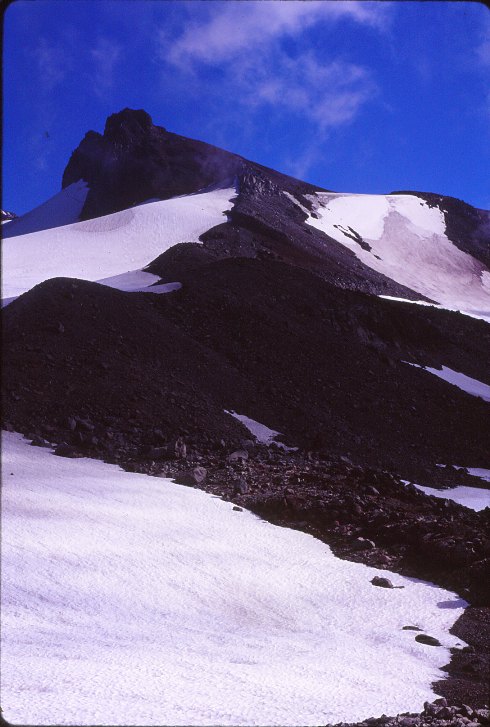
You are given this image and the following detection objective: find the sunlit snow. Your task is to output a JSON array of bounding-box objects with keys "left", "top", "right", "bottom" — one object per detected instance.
[
  {"left": 404, "top": 362, "right": 490, "bottom": 402},
  {"left": 96, "top": 269, "right": 182, "bottom": 294},
  {"left": 412, "top": 483, "right": 489, "bottom": 512},
  {"left": 2, "top": 186, "right": 236, "bottom": 300},
  {"left": 225, "top": 410, "right": 296, "bottom": 450},
  {"left": 306, "top": 192, "right": 490, "bottom": 314},
  {"left": 1, "top": 432, "right": 465, "bottom": 726}
]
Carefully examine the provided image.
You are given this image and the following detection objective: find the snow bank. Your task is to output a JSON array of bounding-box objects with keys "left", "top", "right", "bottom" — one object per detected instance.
[
  {"left": 225, "top": 410, "right": 296, "bottom": 450},
  {"left": 307, "top": 192, "right": 490, "bottom": 314},
  {"left": 413, "top": 483, "right": 489, "bottom": 512},
  {"left": 2, "top": 187, "right": 236, "bottom": 300},
  {"left": 96, "top": 269, "right": 182, "bottom": 295},
  {"left": 2, "top": 432, "right": 465, "bottom": 726},
  {"left": 404, "top": 362, "right": 490, "bottom": 402},
  {"left": 379, "top": 295, "right": 490, "bottom": 325},
  {"left": 2, "top": 180, "right": 89, "bottom": 237}
]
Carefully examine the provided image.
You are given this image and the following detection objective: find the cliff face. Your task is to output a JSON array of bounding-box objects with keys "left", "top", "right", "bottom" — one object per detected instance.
[{"left": 62, "top": 108, "right": 242, "bottom": 219}]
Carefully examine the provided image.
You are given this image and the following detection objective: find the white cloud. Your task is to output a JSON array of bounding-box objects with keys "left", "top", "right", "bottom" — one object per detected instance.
[
  {"left": 476, "top": 18, "right": 490, "bottom": 67},
  {"left": 164, "top": 1, "right": 389, "bottom": 69},
  {"left": 33, "top": 37, "right": 69, "bottom": 92},
  {"left": 90, "top": 37, "right": 122, "bottom": 96},
  {"left": 228, "top": 51, "right": 376, "bottom": 133},
  {"left": 158, "top": 1, "right": 381, "bottom": 140}
]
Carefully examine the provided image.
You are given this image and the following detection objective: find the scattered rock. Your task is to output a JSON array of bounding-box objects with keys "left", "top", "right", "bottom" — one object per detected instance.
[{"left": 416, "top": 634, "right": 442, "bottom": 647}]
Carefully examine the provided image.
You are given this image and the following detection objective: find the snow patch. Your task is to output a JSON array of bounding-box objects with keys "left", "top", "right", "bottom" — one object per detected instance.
[
  {"left": 1, "top": 431, "right": 465, "bottom": 726},
  {"left": 2, "top": 187, "right": 236, "bottom": 300},
  {"left": 412, "top": 484, "right": 489, "bottom": 512},
  {"left": 404, "top": 362, "right": 490, "bottom": 402},
  {"left": 225, "top": 410, "right": 296, "bottom": 450},
  {"left": 96, "top": 269, "right": 181, "bottom": 294},
  {"left": 2, "top": 181, "right": 89, "bottom": 237},
  {"left": 307, "top": 192, "right": 490, "bottom": 314}
]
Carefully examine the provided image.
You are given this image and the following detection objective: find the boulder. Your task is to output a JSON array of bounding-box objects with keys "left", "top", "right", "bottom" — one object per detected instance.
[
  {"left": 227, "top": 450, "right": 249, "bottom": 463},
  {"left": 176, "top": 466, "right": 207, "bottom": 488},
  {"left": 371, "top": 576, "right": 394, "bottom": 588},
  {"left": 416, "top": 634, "right": 441, "bottom": 647}
]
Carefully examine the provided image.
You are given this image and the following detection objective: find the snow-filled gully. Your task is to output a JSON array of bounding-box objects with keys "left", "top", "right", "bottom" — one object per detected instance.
[{"left": 1, "top": 432, "right": 466, "bottom": 726}]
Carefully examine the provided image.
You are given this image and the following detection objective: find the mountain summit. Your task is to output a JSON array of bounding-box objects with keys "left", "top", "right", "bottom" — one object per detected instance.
[
  {"left": 62, "top": 108, "right": 242, "bottom": 218},
  {"left": 3, "top": 108, "right": 490, "bottom": 481}
]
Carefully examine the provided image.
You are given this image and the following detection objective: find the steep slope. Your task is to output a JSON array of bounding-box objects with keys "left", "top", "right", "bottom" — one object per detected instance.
[{"left": 3, "top": 259, "right": 489, "bottom": 482}]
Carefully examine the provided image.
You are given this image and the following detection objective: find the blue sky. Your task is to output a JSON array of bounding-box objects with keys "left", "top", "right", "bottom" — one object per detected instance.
[{"left": 3, "top": 0, "right": 490, "bottom": 215}]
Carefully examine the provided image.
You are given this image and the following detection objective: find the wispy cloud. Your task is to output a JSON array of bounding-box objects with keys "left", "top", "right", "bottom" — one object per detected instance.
[
  {"left": 90, "top": 36, "right": 122, "bottom": 97},
  {"left": 476, "top": 15, "right": 490, "bottom": 67},
  {"left": 32, "top": 37, "right": 70, "bottom": 92},
  {"left": 158, "top": 0, "right": 384, "bottom": 150},
  {"left": 164, "top": 1, "right": 389, "bottom": 69}
]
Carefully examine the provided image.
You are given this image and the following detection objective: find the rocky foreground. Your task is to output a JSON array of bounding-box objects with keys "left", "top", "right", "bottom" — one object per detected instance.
[{"left": 327, "top": 698, "right": 490, "bottom": 727}]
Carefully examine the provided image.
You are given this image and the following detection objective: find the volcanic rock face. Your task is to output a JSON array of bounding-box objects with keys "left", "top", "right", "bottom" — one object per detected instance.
[{"left": 62, "top": 108, "right": 242, "bottom": 219}]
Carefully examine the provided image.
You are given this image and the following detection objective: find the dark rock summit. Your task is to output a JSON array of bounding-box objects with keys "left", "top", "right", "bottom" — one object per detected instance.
[{"left": 62, "top": 107, "right": 242, "bottom": 219}]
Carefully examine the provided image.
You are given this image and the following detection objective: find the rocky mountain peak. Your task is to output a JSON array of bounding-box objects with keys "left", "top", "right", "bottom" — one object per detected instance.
[
  {"left": 61, "top": 108, "right": 241, "bottom": 220},
  {"left": 103, "top": 107, "right": 156, "bottom": 142}
]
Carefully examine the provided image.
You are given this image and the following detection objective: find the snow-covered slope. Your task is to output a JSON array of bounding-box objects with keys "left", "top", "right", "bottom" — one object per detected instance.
[
  {"left": 1, "top": 432, "right": 465, "bottom": 726},
  {"left": 2, "top": 186, "right": 236, "bottom": 300},
  {"left": 2, "top": 180, "right": 89, "bottom": 237},
  {"left": 306, "top": 192, "right": 490, "bottom": 316}
]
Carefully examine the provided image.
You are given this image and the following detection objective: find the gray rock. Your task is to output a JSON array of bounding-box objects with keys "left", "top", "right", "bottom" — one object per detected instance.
[
  {"left": 77, "top": 418, "right": 95, "bottom": 432},
  {"left": 177, "top": 466, "right": 207, "bottom": 487},
  {"left": 174, "top": 436, "right": 187, "bottom": 459},
  {"left": 399, "top": 718, "right": 418, "bottom": 726},
  {"left": 352, "top": 537, "right": 376, "bottom": 551},
  {"left": 371, "top": 576, "right": 394, "bottom": 588},
  {"left": 240, "top": 439, "right": 256, "bottom": 450},
  {"left": 416, "top": 634, "right": 441, "bottom": 647},
  {"left": 233, "top": 476, "right": 249, "bottom": 495},
  {"left": 54, "top": 443, "right": 80, "bottom": 458},
  {"left": 227, "top": 449, "right": 249, "bottom": 463},
  {"left": 30, "top": 435, "right": 51, "bottom": 448}
]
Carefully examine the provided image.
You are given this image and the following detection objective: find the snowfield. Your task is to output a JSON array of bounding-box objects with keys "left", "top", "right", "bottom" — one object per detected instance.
[
  {"left": 403, "top": 362, "right": 490, "bottom": 402},
  {"left": 306, "top": 192, "right": 490, "bottom": 316},
  {"left": 225, "top": 410, "right": 297, "bottom": 450},
  {"left": 412, "top": 483, "right": 489, "bottom": 512},
  {"left": 1, "top": 185, "right": 236, "bottom": 301},
  {"left": 2, "top": 180, "right": 89, "bottom": 237},
  {"left": 1, "top": 432, "right": 466, "bottom": 726}
]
